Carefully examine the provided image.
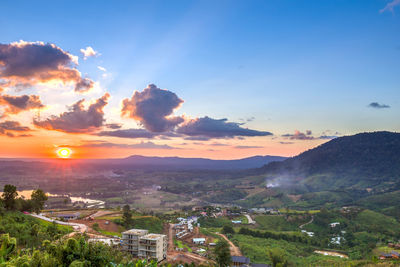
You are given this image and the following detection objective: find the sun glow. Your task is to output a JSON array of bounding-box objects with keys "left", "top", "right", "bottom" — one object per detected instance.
[{"left": 56, "top": 147, "right": 72, "bottom": 158}]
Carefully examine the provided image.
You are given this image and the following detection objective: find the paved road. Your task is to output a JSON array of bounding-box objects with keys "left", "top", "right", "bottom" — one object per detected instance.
[
  {"left": 29, "top": 213, "right": 88, "bottom": 233},
  {"left": 245, "top": 214, "right": 255, "bottom": 224}
]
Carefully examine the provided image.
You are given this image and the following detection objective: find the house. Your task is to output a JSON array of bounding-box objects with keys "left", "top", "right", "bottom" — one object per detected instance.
[
  {"left": 379, "top": 253, "right": 393, "bottom": 260},
  {"left": 231, "top": 256, "right": 251, "bottom": 266},
  {"left": 57, "top": 212, "right": 80, "bottom": 220},
  {"left": 192, "top": 238, "right": 206, "bottom": 245},
  {"left": 379, "top": 251, "right": 399, "bottom": 260},
  {"left": 391, "top": 251, "right": 399, "bottom": 259}
]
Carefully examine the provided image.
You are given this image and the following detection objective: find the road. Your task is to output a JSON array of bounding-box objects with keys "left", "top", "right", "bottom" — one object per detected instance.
[
  {"left": 29, "top": 213, "right": 88, "bottom": 233},
  {"left": 245, "top": 214, "right": 255, "bottom": 224},
  {"left": 168, "top": 223, "right": 175, "bottom": 252},
  {"left": 299, "top": 215, "right": 314, "bottom": 229},
  {"left": 217, "top": 233, "right": 242, "bottom": 256}
]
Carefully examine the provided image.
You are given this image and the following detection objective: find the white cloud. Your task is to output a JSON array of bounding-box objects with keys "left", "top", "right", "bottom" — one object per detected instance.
[
  {"left": 80, "top": 46, "right": 99, "bottom": 59},
  {"left": 380, "top": 0, "right": 400, "bottom": 13}
]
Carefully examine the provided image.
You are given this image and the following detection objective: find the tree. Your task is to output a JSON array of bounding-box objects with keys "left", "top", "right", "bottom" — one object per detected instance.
[
  {"left": 122, "top": 204, "right": 132, "bottom": 228},
  {"left": 1, "top": 184, "right": 18, "bottom": 210},
  {"left": 267, "top": 248, "right": 288, "bottom": 267},
  {"left": 221, "top": 225, "right": 235, "bottom": 235},
  {"left": 214, "top": 240, "right": 231, "bottom": 267},
  {"left": 31, "top": 189, "right": 48, "bottom": 213}
]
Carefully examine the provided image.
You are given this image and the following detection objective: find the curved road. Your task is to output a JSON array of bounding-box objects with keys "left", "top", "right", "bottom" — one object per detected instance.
[
  {"left": 29, "top": 213, "right": 88, "bottom": 233},
  {"left": 299, "top": 215, "right": 314, "bottom": 229},
  {"left": 217, "top": 233, "right": 242, "bottom": 256}
]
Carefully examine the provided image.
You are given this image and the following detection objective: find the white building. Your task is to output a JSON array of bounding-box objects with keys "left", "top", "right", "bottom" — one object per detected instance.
[{"left": 122, "top": 229, "right": 167, "bottom": 262}]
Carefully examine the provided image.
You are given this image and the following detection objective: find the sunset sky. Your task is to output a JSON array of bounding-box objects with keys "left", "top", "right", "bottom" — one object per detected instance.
[{"left": 0, "top": 0, "right": 399, "bottom": 159}]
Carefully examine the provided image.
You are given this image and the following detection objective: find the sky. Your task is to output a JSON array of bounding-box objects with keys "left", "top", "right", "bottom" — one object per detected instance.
[{"left": 0, "top": 0, "right": 399, "bottom": 159}]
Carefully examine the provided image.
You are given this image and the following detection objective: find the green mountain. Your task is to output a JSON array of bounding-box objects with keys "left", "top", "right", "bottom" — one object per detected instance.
[{"left": 261, "top": 131, "right": 400, "bottom": 192}]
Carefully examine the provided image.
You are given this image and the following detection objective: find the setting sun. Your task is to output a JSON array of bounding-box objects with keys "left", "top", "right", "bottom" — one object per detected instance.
[{"left": 56, "top": 147, "right": 72, "bottom": 158}]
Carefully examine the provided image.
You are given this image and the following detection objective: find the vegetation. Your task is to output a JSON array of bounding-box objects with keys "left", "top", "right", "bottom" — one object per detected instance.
[
  {"left": 0, "top": 212, "right": 70, "bottom": 247},
  {"left": 0, "top": 234, "right": 157, "bottom": 266},
  {"left": 214, "top": 240, "right": 231, "bottom": 267}
]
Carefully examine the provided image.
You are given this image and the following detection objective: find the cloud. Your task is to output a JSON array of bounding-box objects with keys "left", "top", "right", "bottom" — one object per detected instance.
[
  {"left": 121, "top": 84, "right": 184, "bottom": 132},
  {"left": 283, "top": 130, "right": 338, "bottom": 140},
  {"left": 283, "top": 130, "right": 314, "bottom": 140},
  {"left": 0, "top": 120, "right": 32, "bottom": 137},
  {"left": 380, "top": 0, "right": 400, "bottom": 13},
  {"left": 234, "top": 145, "right": 263, "bottom": 149},
  {"left": 97, "top": 66, "right": 107, "bottom": 72},
  {"left": 0, "top": 40, "right": 94, "bottom": 92},
  {"left": 177, "top": 116, "right": 273, "bottom": 139},
  {"left": 368, "top": 102, "right": 390, "bottom": 109},
  {"left": 0, "top": 94, "right": 44, "bottom": 114},
  {"left": 97, "top": 128, "right": 157, "bottom": 139},
  {"left": 77, "top": 140, "right": 176, "bottom": 150},
  {"left": 105, "top": 123, "right": 122, "bottom": 129},
  {"left": 80, "top": 46, "right": 98, "bottom": 59},
  {"left": 33, "top": 93, "right": 110, "bottom": 133},
  {"left": 279, "top": 141, "right": 294, "bottom": 145}
]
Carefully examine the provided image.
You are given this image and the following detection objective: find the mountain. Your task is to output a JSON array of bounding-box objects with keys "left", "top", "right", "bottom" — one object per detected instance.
[
  {"left": 260, "top": 131, "right": 400, "bottom": 191},
  {"left": 102, "top": 155, "right": 287, "bottom": 170},
  {"left": 0, "top": 155, "right": 286, "bottom": 170}
]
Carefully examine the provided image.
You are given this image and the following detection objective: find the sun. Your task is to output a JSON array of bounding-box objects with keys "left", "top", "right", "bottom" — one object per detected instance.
[{"left": 56, "top": 147, "right": 72, "bottom": 158}]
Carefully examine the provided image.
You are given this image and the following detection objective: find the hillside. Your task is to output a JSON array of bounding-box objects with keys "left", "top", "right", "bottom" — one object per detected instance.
[{"left": 261, "top": 131, "right": 400, "bottom": 191}]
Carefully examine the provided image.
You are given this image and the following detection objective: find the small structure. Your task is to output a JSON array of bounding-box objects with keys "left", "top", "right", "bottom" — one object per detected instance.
[
  {"left": 192, "top": 238, "right": 206, "bottom": 245},
  {"left": 379, "top": 251, "right": 399, "bottom": 260},
  {"left": 57, "top": 212, "right": 80, "bottom": 221},
  {"left": 330, "top": 222, "right": 340, "bottom": 228},
  {"left": 231, "top": 256, "right": 251, "bottom": 266}
]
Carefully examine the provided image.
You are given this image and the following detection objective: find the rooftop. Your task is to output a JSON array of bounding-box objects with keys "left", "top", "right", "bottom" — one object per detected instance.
[
  {"left": 122, "top": 229, "right": 149, "bottom": 235},
  {"left": 141, "top": 233, "right": 166, "bottom": 240},
  {"left": 232, "top": 256, "right": 251, "bottom": 264}
]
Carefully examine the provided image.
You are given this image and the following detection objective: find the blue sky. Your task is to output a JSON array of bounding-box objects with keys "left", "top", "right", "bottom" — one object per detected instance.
[{"left": 0, "top": 0, "right": 399, "bottom": 158}]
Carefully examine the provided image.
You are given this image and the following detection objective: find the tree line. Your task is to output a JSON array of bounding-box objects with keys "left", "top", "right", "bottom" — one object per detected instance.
[{"left": 0, "top": 185, "right": 48, "bottom": 214}]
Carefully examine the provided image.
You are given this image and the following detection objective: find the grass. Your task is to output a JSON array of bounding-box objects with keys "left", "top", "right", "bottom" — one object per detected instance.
[
  {"left": 231, "top": 234, "right": 360, "bottom": 266},
  {"left": 174, "top": 239, "right": 192, "bottom": 252},
  {"left": 254, "top": 215, "right": 300, "bottom": 231},
  {"left": 98, "top": 230, "right": 122, "bottom": 237}
]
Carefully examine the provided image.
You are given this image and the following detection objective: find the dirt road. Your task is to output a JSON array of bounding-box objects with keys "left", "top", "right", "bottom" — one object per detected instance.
[
  {"left": 245, "top": 214, "right": 255, "bottom": 224},
  {"left": 217, "top": 233, "right": 242, "bottom": 256},
  {"left": 168, "top": 223, "right": 175, "bottom": 252},
  {"left": 299, "top": 215, "right": 314, "bottom": 229}
]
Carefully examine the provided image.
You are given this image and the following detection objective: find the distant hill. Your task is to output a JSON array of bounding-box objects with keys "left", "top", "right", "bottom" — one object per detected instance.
[
  {"left": 102, "top": 155, "right": 287, "bottom": 170},
  {"left": 0, "top": 155, "right": 286, "bottom": 170},
  {"left": 260, "top": 131, "right": 400, "bottom": 191}
]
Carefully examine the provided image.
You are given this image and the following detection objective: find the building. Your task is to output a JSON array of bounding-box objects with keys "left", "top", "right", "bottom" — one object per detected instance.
[
  {"left": 138, "top": 234, "right": 167, "bottom": 262},
  {"left": 122, "top": 229, "right": 149, "bottom": 257},
  {"left": 57, "top": 212, "right": 80, "bottom": 220},
  {"left": 231, "top": 256, "right": 251, "bottom": 266},
  {"left": 122, "top": 229, "right": 167, "bottom": 262},
  {"left": 192, "top": 238, "right": 206, "bottom": 245},
  {"left": 379, "top": 251, "right": 399, "bottom": 260}
]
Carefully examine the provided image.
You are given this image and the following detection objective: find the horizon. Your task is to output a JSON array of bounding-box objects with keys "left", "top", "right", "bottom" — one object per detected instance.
[{"left": 1, "top": 0, "right": 399, "bottom": 159}]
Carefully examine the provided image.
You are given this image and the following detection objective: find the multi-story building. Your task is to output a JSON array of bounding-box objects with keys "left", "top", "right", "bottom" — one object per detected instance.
[
  {"left": 122, "top": 229, "right": 167, "bottom": 262},
  {"left": 122, "top": 229, "right": 149, "bottom": 257}
]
